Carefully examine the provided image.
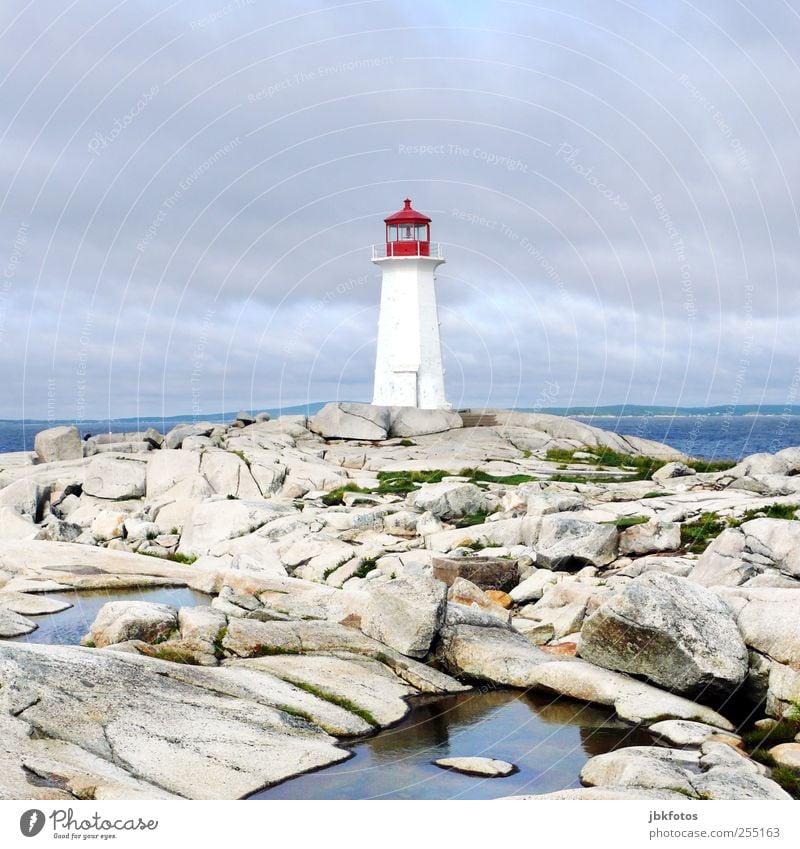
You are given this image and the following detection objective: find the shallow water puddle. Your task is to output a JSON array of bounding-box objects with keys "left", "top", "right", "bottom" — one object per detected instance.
[
  {"left": 253, "top": 688, "right": 652, "bottom": 800},
  {"left": 4, "top": 586, "right": 210, "bottom": 646}
]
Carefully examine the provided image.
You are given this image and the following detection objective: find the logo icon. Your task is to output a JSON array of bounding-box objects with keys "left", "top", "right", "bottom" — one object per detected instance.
[{"left": 20, "top": 810, "right": 45, "bottom": 838}]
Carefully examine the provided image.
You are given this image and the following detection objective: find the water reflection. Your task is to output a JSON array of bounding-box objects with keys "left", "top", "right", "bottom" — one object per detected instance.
[
  {"left": 254, "top": 688, "right": 651, "bottom": 800},
  {"left": 4, "top": 586, "right": 210, "bottom": 646}
]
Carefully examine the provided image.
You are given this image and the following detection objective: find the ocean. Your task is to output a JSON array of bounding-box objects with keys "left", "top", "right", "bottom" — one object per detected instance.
[{"left": 2, "top": 412, "right": 800, "bottom": 460}]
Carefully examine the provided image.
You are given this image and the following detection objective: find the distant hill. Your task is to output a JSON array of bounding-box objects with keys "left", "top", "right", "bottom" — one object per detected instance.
[
  {"left": 535, "top": 404, "right": 800, "bottom": 417},
  {"left": 4, "top": 402, "right": 800, "bottom": 426}
]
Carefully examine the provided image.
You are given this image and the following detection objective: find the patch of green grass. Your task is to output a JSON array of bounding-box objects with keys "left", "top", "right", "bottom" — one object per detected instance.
[
  {"left": 287, "top": 680, "right": 378, "bottom": 726},
  {"left": 642, "top": 491, "right": 664, "bottom": 499},
  {"left": 375, "top": 469, "right": 450, "bottom": 495},
  {"left": 322, "top": 555, "right": 354, "bottom": 581},
  {"left": 232, "top": 449, "right": 252, "bottom": 469},
  {"left": 771, "top": 766, "right": 800, "bottom": 798},
  {"left": 679, "top": 512, "right": 730, "bottom": 553},
  {"left": 82, "top": 639, "right": 95, "bottom": 648},
  {"left": 398, "top": 439, "right": 416, "bottom": 447},
  {"left": 741, "top": 720, "right": 800, "bottom": 750},
  {"left": 453, "top": 511, "right": 491, "bottom": 528},
  {"left": 691, "top": 458, "right": 737, "bottom": 473},
  {"left": 145, "top": 529, "right": 157, "bottom": 540},
  {"left": 322, "top": 482, "right": 372, "bottom": 506},
  {"left": 147, "top": 645, "right": 200, "bottom": 665},
  {"left": 605, "top": 515, "right": 650, "bottom": 529},
  {"left": 140, "top": 550, "right": 197, "bottom": 565},
  {"left": 226, "top": 493, "right": 238, "bottom": 500},
  {"left": 276, "top": 704, "right": 314, "bottom": 723},
  {"left": 458, "top": 467, "right": 538, "bottom": 486},
  {"left": 353, "top": 557, "right": 378, "bottom": 579},
  {"left": 169, "top": 526, "right": 179, "bottom": 535},
  {"left": 736, "top": 503, "right": 800, "bottom": 524},
  {"left": 547, "top": 447, "right": 737, "bottom": 484},
  {"left": 250, "top": 644, "right": 302, "bottom": 657}
]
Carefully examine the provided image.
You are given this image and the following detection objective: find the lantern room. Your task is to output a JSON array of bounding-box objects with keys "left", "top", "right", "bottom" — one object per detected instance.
[{"left": 384, "top": 198, "right": 431, "bottom": 256}]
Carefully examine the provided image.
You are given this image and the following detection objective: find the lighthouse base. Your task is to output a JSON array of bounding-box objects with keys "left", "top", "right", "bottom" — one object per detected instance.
[{"left": 372, "top": 255, "right": 449, "bottom": 410}]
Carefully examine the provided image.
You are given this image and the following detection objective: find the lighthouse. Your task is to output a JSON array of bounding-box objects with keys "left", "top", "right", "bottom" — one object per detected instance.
[{"left": 371, "top": 199, "right": 449, "bottom": 409}]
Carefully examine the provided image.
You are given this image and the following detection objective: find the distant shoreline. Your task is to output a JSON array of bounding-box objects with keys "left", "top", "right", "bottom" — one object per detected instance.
[{"left": 3, "top": 405, "right": 800, "bottom": 425}]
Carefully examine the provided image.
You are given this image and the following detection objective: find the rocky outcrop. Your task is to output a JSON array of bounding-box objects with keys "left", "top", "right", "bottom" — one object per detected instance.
[
  {"left": 690, "top": 518, "right": 800, "bottom": 587},
  {"left": 580, "top": 743, "right": 789, "bottom": 800},
  {"left": 578, "top": 572, "right": 748, "bottom": 697}
]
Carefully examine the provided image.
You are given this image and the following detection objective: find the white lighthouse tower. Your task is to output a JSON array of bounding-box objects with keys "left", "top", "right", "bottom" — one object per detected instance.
[{"left": 371, "top": 199, "right": 449, "bottom": 409}]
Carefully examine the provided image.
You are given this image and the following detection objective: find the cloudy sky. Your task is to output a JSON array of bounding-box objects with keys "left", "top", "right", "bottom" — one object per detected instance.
[{"left": 2, "top": 0, "right": 799, "bottom": 420}]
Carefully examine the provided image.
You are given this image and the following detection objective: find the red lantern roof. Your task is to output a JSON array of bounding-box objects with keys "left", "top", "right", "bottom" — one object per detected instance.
[{"left": 384, "top": 198, "right": 431, "bottom": 225}]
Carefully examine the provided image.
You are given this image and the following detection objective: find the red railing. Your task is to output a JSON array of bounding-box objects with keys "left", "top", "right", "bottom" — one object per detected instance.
[{"left": 372, "top": 242, "right": 443, "bottom": 260}]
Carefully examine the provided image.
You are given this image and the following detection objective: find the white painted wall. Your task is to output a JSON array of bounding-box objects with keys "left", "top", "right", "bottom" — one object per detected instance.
[{"left": 372, "top": 255, "right": 449, "bottom": 409}]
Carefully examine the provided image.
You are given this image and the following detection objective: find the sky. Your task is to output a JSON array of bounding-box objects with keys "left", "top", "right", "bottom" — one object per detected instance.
[{"left": 2, "top": 0, "right": 800, "bottom": 420}]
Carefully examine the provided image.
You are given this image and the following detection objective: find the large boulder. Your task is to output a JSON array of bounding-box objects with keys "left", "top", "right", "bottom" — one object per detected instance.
[
  {"left": 534, "top": 516, "right": 618, "bottom": 569},
  {"left": 82, "top": 601, "right": 178, "bottom": 648},
  {"left": 360, "top": 575, "right": 447, "bottom": 658},
  {"left": 406, "top": 481, "right": 489, "bottom": 520},
  {"left": 34, "top": 426, "right": 83, "bottom": 463},
  {"left": 578, "top": 572, "right": 748, "bottom": 697},
  {"left": 690, "top": 519, "right": 800, "bottom": 587},
  {"left": 83, "top": 455, "right": 146, "bottom": 500},
  {"left": 309, "top": 403, "right": 390, "bottom": 440}
]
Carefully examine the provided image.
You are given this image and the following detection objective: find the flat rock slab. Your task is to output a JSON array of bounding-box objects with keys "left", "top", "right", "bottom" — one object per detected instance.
[
  {"left": 0, "top": 642, "right": 349, "bottom": 799},
  {"left": 433, "top": 756, "right": 517, "bottom": 777},
  {"left": 0, "top": 591, "right": 72, "bottom": 616},
  {"left": 504, "top": 786, "right": 693, "bottom": 800},
  {"left": 0, "top": 608, "right": 37, "bottom": 637},
  {"left": 242, "top": 652, "right": 415, "bottom": 727},
  {"left": 649, "top": 720, "right": 742, "bottom": 748}
]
